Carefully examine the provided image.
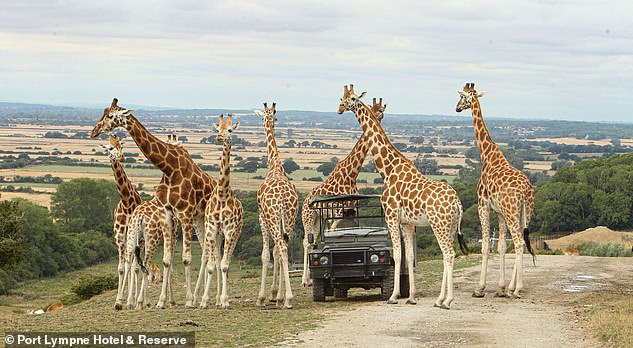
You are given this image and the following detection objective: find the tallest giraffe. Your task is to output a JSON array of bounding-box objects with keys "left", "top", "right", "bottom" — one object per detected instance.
[{"left": 456, "top": 83, "right": 535, "bottom": 298}]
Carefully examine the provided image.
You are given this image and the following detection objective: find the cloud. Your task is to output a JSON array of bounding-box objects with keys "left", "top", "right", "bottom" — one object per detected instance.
[{"left": 0, "top": 1, "right": 632, "bottom": 121}]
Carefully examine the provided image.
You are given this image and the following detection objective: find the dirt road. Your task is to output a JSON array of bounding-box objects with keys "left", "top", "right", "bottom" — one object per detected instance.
[{"left": 280, "top": 255, "right": 633, "bottom": 347}]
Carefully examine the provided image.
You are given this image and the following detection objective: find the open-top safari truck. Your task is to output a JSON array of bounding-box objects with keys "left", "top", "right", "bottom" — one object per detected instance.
[{"left": 306, "top": 194, "right": 413, "bottom": 301}]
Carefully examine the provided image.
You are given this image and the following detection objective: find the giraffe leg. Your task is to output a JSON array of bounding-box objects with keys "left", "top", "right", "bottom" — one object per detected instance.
[
  {"left": 271, "top": 244, "right": 281, "bottom": 303},
  {"left": 473, "top": 202, "right": 491, "bottom": 297},
  {"left": 114, "top": 245, "right": 126, "bottom": 310},
  {"left": 386, "top": 217, "right": 402, "bottom": 304},
  {"left": 214, "top": 234, "right": 222, "bottom": 307},
  {"left": 156, "top": 224, "right": 173, "bottom": 309},
  {"left": 402, "top": 225, "right": 417, "bottom": 305},
  {"left": 256, "top": 216, "right": 270, "bottom": 307},
  {"left": 495, "top": 215, "right": 508, "bottom": 297},
  {"left": 200, "top": 228, "right": 217, "bottom": 309},
  {"left": 301, "top": 208, "right": 317, "bottom": 287},
  {"left": 168, "top": 221, "right": 178, "bottom": 307},
  {"left": 180, "top": 219, "right": 196, "bottom": 308},
  {"left": 279, "top": 242, "right": 294, "bottom": 309},
  {"left": 193, "top": 245, "right": 207, "bottom": 306},
  {"left": 439, "top": 250, "right": 456, "bottom": 309},
  {"left": 507, "top": 218, "right": 524, "bottom": 298},
  {"left": 219, "top": 227, "right": 240, "bottom": 309},
  {"left": 126, "top": 255, "right": 138, "bottom": 310}
]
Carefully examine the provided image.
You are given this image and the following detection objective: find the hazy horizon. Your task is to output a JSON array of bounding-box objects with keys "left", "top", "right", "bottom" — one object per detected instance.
[{"left": 2, "top": 1, "right": 632, "bottom": 122}]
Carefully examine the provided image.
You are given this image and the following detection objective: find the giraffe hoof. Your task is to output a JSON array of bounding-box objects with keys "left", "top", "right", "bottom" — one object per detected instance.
[
  {"left": 387, "top": 299, "right": 398, "bottom": 305},
  {"left": 508, "top": 292, "right": 521, "bottom": 299},
  {"left": 185, "top": 304, "right": 197, "bottom": 309},
  {"left": 114, "top": 303, "right": 123, "bottom": 311},
  {"left": 494, "top": 291, "right": 508, "bottom": 298},
  {"left": 440, "top": 304, "right": 451, "bottom": 310},
  {"left": 472, "top": 292, "right": 485, "bottom": 298},
  {"left": 405, "top": 299, "right": 417, "bottom": 305}
]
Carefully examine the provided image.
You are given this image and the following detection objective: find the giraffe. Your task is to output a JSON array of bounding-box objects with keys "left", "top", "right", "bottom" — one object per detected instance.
[
  {"left": 301, "top": 98, "right": 387, "bottom": 287},
  {"left": 125, "top": 197, "right": 179, "bottom": 309},
  {"left": 100, "top": 134, "right": 143, "bottom": 310},
  {"left": 254, "top": 103, "right": 299, "bottom": 309},
  {"left": 200, "top": 114, "right": 244, "bottom": 309},
  {"left": 456, "top": 83, "right": 535, "bottom": 298},
  {"left": 90, "top": 98, "right": 217, "bottom": 308},
  {"left": 338, "top": 84, "right": 467, "bottom": 308}
]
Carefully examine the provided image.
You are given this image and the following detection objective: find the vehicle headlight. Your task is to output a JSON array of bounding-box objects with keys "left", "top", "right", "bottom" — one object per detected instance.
[
  {"left": 319, "top": 256, "right": 329, "bottom": 265},
  {"left": 370, "top": 254, "right": 379, "bottom": 263}
]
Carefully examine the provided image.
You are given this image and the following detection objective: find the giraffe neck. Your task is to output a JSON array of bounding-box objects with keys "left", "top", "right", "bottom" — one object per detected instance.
[
  {"left": 470, "top": 98, "right": 508, "bottom": 166},
  {"left": 125, "top": 114, "right": 177, "bottom": 176},
  {"left": 327, "top": 128, "right": 370, "bottom": 185},
  {"left": 351, "top": 103, "right": 413, "bottom": 179},
  {"left": 217, "top": 141, "right": 233, "bottom": 199},
  {"left": 110, "top": 159, "right": 141, "bottom": 209},
  {"left": 263, "top": 119, "right": 283, "bottom": 173}
]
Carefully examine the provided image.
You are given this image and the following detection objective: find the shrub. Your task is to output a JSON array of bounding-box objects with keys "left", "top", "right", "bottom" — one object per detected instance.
[
  {"left": 572, "top": 242, "right": 633, "bottom": 257},
  {"left": 71, "top": 274, "right": 118, "bottom": 301}
]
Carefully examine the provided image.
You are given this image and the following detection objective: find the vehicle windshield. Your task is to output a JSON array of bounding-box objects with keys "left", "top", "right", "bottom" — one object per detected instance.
[{"left": 310, "top": 195, "right": 386, "bottom": 237}]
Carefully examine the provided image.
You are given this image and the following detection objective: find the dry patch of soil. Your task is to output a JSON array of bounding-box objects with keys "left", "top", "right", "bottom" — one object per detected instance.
[
  {"left": 281, "top": 255, "right": 633, "bottom": 347},
  {"left": 546, "top": 226, "right": 633, "bottom": 250}
]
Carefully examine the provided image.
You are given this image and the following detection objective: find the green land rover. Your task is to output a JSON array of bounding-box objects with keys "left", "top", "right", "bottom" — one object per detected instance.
[{"left": 307, "top": 194, "right": 413, "bottom": 302}]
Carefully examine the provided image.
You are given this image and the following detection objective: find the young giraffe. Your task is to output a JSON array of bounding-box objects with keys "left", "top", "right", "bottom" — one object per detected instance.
[
  {"left": 125, "top": 196, "right": 179, "bottom": 309},
  {"left": 101, "top": 134, "right": 143, "bottom": 310},
  {"left": 456, "top": 83, "right": 535, "bottom": 298},
  {"left": 254, "top": 103, "right": 299, "bottom": 309},
  {"left": 200, "top": 115, "right": 244, "bottom": 309},
  {"left": 301, "top": 98, "right": 387, "bottom": 287},
  {"left": 90, "top": 98, "right": 217, "bottom": 308},
  {"left": 339, "top": 84, "right": 466, "bottom": 308}
]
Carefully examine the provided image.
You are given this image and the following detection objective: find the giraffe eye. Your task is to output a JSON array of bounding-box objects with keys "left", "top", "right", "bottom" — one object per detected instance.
[{"left": 228, "top": 129, "right": 232, "bottom": 133}]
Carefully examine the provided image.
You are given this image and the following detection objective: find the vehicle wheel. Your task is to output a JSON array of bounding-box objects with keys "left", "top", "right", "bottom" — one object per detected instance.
[
  {"left": 381, "top": 265, "right": 395, "bottom": 301},
  {"left": 334, "top": 287, "right": 348, "bottom": 299},
  {"left": 313, "top": 279, "right": 326, "bottom": 302},
  {"left": 400, "top": 274, "right": 410, "bottom": 298}
]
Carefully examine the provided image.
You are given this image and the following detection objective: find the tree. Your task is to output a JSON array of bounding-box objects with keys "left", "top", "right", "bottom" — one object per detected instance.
[
  {"left": 413, "top": 157, "right": 440, "bottom": 175},
  {"left": 282, "top": 158, "right": 300, "bottom": 174},
  {"left": 316, "top": 162, "right": 336, "bottom": 177},
  {"left": 50, "top": 178, "right": 119, "bottom": 234},
  {"left": 0, "top": 201, "right": 25, "bottom": 268},
  {"left": 241, "top": 161, "right": 259, "bottom": 173}
]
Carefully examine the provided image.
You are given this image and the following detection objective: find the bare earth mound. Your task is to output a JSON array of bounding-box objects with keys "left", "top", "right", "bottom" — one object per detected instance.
[{"left": 546, "top": 226, "right": 633, "bottom": 250}]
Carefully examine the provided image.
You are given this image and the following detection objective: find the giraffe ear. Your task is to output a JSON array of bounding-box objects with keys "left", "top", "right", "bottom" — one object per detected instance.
[
  {"left": 213, "top": 123, "right": 220, "bottom": 130},
  {"left": 358, "top": 91, "right": 367, "bottom": 100},
  {"left": 100, "top": 144, "right": 108, "bottom": 150},
  {"left": 458, "top": 90, "right": 468, "bottom": 97},
  {"left": 121, "top": 109, "right": 133, "bottom": 116},
  {"left": 254, "top": 110, "right": 264, "bottom": 117},
  {"left": 382, "top": 103, "right": 388, "bottom": 111},
  {"left": 477, "top": 91, "right": 486, "bottom": 98},
  {"left": 232, "top": 122, "right": 240, "bottom": 131}
]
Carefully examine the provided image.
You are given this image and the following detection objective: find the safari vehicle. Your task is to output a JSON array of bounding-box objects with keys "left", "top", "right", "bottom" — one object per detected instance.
[{"left": 306, "top": 194, "right": 413, "bottom": 301}]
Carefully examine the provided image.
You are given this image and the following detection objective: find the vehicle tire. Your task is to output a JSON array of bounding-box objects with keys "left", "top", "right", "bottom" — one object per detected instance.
[
  {"left": 381, "top": 265, "right": 395, "bottom": 301},
  {"left": 334, "top": 287, "right": 348, "bottom": 299},
  {"left": 400, "top": 274, "right": 410, "bottom": 298},
  {"left": 313, "top": 279, "right": 326, "bottom": 302}
]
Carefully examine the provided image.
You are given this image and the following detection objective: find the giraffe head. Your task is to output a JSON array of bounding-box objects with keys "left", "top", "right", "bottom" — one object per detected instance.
[
  {"left": 370, "top": 97, "right": 387, "bottom": 122},
  {"left": 90, "top": 98, "right": 133, "bottom": 137},
  {"left": 214, "top": 114, "right": 240, "bottom": 145},
  {"left": 456, "top": 83, "right": 486, "bottom": 113},
  {"left": 254, "top": 102, "right": 277, "bottom": 128},
  {"left": 337, "top": 84, "right": 367, "bottom": 114},
  {"left": 100, "top": 134, "right": 126, "bottom": 162}
]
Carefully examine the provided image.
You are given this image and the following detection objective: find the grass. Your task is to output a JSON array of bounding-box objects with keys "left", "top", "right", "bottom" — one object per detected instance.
[
  {"left": 0, "top": 243, "right": 480, "bottom": 347},
  {"left": 588, "top": 294, "right": 633, "bottom": 347}
]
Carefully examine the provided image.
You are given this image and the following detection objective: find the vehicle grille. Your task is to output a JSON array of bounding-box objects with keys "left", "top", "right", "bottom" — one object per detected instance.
[{"left": 332, "top": 251, "right": 365, "bottom": 265}]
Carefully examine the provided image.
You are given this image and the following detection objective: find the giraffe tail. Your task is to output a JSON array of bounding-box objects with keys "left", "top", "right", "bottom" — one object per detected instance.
[
  {"left": 524, "top": 228, "right": 536, "bottom": 266},
  {"left": 279, "top": 211, "right": 289, "bottom": 244},
  {"left": 455, "top": 203, "right": 468, "bottom": 255},
  {"left": 522, "top": 203, "right": 536, "bottom": 266},
  {"left": 134, "top": 219, "right": 149, "bottom": 275}
]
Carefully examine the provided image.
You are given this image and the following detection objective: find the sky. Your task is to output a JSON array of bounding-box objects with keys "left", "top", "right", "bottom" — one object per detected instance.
[{"left": 1, "top": 1, "right": 632, "bottom": 122}]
